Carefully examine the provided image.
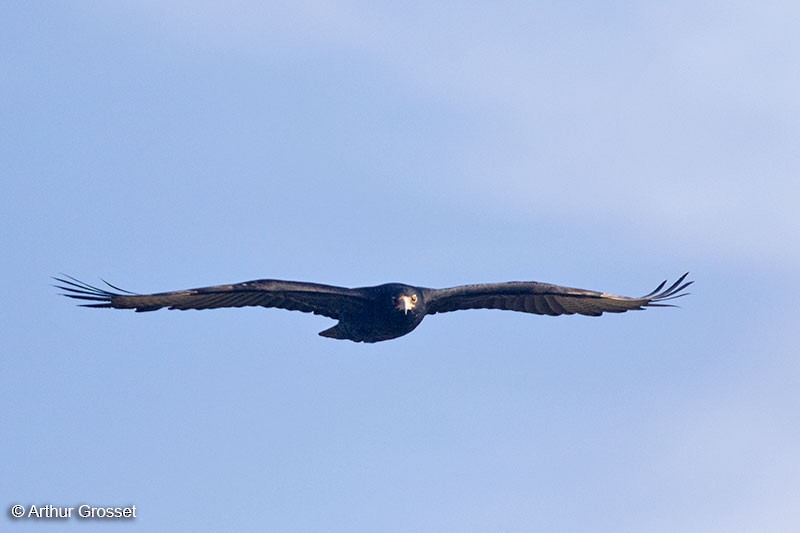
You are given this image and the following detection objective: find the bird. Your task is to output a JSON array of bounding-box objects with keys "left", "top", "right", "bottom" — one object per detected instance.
[{"left": 53, "top": 273, "right": 692, "bottom": 343}]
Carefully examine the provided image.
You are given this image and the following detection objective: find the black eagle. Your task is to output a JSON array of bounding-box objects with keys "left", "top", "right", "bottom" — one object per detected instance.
[{"left": 54, "top": 273, "right": 692, "bottom": 343}]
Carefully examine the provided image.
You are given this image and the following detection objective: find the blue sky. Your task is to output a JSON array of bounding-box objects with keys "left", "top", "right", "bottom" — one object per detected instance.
[{"left": 3, "top": 2, "right": 799, "bottom": 531}]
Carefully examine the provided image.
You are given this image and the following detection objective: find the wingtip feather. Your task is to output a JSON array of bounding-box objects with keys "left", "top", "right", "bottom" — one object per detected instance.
[
  {"left": 53, "top": 274, "right": 128, "bottom": 307},
  {"left": 643, "top": 273, "right": 693, "bottom": 307}
]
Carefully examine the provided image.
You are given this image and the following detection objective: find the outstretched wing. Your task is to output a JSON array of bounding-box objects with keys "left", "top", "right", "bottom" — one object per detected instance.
[
  {"left": 53, "top": 275, "right": 369, "bottom": 320},
  {"left": 423, "top": 273, "right": 692, "bottom": 317}
]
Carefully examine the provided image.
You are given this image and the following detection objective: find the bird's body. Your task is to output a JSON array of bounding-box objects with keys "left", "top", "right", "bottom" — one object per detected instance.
[
  {"left": 317, "top": 283, "right": 426, "bottom": 342},
  {"left": 54, "top": 274, "right": 692, "bottom": 343}
]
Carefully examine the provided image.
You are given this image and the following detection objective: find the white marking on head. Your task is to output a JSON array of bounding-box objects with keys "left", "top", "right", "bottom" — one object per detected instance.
[{"left": 396, "top": 294, "right": 418, "bottom": 315}]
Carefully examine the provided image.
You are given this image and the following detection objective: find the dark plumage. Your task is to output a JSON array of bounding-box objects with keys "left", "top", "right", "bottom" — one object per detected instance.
[{"left": 54, "top": 273, "right": 693, "bottom": 343}]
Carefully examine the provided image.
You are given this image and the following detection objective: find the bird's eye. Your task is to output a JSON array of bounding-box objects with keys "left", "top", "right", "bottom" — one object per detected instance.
[{"left": 411, "top": 294, "right": 418, "bottom": 303}]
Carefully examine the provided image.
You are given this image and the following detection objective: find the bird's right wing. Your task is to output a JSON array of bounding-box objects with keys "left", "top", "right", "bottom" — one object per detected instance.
[{"left": 54, "top": 276, "right": 370, "bottom": 320}]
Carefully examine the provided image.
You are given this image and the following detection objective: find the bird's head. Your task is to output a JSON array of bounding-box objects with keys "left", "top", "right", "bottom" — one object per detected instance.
[
  {"left": 395, "top": 292, "right": 419, "bottom": 315},
  {"left": 383, "top": 285, "right": 424, "bottom": 318}
]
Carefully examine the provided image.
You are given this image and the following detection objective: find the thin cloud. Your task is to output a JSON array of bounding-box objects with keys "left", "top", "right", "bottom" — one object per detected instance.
[{"left": 88, "top": 1, "right": 800, "bottom": 268}]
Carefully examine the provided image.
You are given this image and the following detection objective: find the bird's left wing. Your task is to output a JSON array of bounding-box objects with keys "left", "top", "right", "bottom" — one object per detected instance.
[
  {"left": 54, "top": 275, "right": 369, "bottom": 320},
  {"left": 423, "top": 273, "right": 692, "bottom": 317}
]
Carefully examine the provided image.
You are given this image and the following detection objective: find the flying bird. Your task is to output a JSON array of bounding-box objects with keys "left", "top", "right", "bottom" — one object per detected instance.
[{"left": 54, "top": 273, "right": 692, "bottom": 343}]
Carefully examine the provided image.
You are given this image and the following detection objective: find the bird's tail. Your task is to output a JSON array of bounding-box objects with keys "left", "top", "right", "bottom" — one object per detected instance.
[{"left": 318, "top": 324, "right": 348, "bottom": 340}]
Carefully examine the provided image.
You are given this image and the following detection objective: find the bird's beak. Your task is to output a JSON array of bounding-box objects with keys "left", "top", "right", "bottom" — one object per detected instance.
[{"left": 397, "top": 295, "right": 415, "bottom": 315}]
